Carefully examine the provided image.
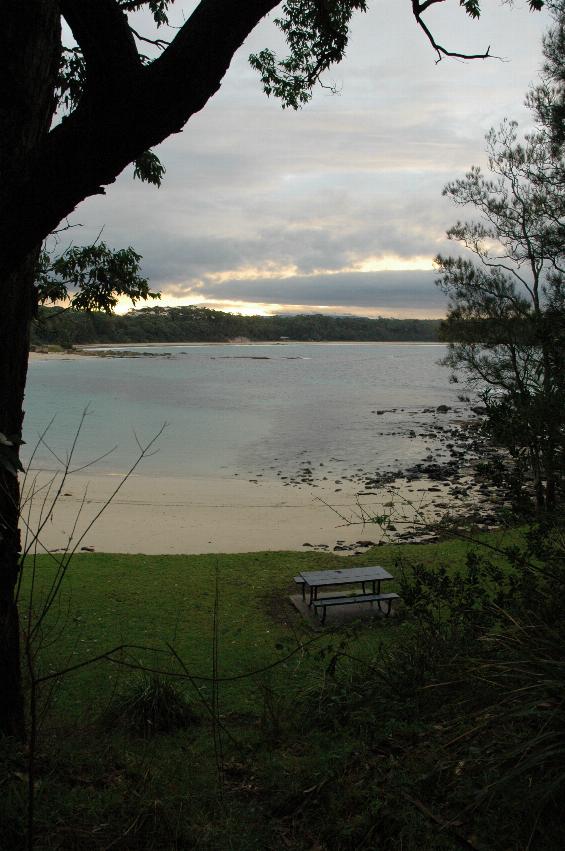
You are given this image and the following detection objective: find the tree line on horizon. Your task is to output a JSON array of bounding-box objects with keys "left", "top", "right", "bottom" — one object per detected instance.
[{"left": 31, "top": 305, "right": 442, "bottom": 346}]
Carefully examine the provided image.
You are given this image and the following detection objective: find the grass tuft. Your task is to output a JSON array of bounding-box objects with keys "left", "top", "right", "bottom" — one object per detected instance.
[{"left": 103, "top": 673, "right": 198, "bottom": 738}]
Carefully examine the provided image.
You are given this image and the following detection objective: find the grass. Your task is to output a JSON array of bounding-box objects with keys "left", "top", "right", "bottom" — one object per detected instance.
[
  {"left": 102, "top": 673, "right": 199, "bottom": 737},
  {"left": 6, "top": 525, "right": 560, "bottom": 851},
  {"left": 20, "top": 533, "right": 518, "bottom": 722}
]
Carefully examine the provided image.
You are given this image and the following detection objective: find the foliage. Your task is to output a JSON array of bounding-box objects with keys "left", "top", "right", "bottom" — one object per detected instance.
[
  {"left": 529, "top": 0, "right": 565, "bottom": 150},
  {"left": 56, "top": 46, "right": 86, "bottom": 112},
  {"left": 290, "top": 523, "right": 565, "bottom": 849},
  {"left": 436, "top": 116, "right": 565, "bottom": 510},
  {"left": 36, "top": 242, "right": 160, "bottom": 314},
  {"left": 133, "top": 150, "right": 166, "bottom": 186},
  {"left": 250, "top": 0, "right": 368, "bottom": 108},
  {"left": 250, "top": 0, "right": 544, "bottom": 107},
  {"left": 31, "top": 304, "right": 441, "bottom": 346},
  {"left": 118, "top": 0, "right": 173, "bottom": 27}
]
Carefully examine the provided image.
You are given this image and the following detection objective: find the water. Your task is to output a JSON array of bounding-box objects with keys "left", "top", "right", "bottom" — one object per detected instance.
[{"left": 23, "top": 343, "right": 462, "bottom": 478}]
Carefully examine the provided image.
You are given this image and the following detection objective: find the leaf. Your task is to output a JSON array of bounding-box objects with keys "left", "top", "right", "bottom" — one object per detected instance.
[
  {"left": 460, "top": 0, "right": 481, "bottom": 19},
  {"left": 133, "top": 150, "right": 166, "bottom": 187}
]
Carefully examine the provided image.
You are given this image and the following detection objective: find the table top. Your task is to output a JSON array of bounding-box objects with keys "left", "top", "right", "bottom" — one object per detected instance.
[{"left": 299, "top": 565, "right": 393, "bottom": 587}]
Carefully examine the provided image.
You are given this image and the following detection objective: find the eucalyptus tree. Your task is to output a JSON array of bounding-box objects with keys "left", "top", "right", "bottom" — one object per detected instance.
[
  {"left": 0, "top": 0, "right": 543, "bottom": 737},
  {"left": 436, "top": 117, "right": 565, "bottom": 510}
]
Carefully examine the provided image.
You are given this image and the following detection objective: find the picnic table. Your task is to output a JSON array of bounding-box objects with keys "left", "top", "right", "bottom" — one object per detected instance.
[{"left": 296, "top": 565, "right": 399, "bottom": 624}]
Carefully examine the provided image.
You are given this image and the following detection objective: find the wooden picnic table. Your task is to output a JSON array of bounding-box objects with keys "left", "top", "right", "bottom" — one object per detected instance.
[{"left": 299, "top": 565, "right": 394, "bottom": 606}]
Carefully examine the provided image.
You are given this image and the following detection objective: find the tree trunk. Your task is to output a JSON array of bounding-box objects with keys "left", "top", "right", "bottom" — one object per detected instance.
[
  {"left": 0, "top": 0, "right": 277, "bottom": 740},
  {"left": 0, "top": 0, "right": 60, "bottom": 738},
  {"left": 0, "top": 259, "right": 38, "bottom": 739}
]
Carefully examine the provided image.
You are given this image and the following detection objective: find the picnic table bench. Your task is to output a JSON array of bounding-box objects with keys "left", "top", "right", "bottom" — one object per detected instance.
[{"left": 294, "top": 566, "right": 399, "bottom": 624}]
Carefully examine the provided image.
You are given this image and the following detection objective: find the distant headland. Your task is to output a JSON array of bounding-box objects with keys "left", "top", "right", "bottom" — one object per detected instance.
[{"left": 32, "top": 305, "right": 441, "bottom": 348}]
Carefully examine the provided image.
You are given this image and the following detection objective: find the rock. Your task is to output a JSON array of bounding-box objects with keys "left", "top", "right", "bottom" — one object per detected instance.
[{"left": 436, "top": 404, "right": 451, "bottom": 413}]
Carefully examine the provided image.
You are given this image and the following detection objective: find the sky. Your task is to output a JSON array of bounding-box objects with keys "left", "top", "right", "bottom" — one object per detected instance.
[{"left": 58, "top": 1, "right": 551, "bottom": 318}]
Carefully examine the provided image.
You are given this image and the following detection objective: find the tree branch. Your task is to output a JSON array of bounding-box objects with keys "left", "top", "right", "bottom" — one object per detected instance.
[
  {"left": 61, "top": 0, "right": 142, "bottom": 88},
  {"left": 412, "top": 0, "right": 495, "bottom": 63},
  {"left": 129, "top": 27, "right": 170, "bottom": 51},
  {"left": 1, "top": 0, "right": 279, "bottom": 275},
  {"left": 146, "top": 0, "right": 278, "bottom": 131}
]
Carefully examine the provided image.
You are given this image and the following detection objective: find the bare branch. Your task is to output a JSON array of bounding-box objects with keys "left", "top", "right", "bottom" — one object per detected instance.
[
  {"left": 130, "top": 27, "right": 170, "bottom": 50},
  {"left": 412, "top": 0, "right": 496, "bottom": 63}
]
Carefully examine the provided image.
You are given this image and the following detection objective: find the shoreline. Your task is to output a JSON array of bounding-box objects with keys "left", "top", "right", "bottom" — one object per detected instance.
[
  {"left": 29, "top": 339, "right": 445, "bottom": 361},
  {"left": 19, "top": 462, "right": 499, "bottom": 556}
]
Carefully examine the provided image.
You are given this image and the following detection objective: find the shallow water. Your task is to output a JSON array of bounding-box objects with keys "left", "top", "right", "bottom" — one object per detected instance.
[{"left": 24, "top": 342, "right": 462, "bottom": 478}]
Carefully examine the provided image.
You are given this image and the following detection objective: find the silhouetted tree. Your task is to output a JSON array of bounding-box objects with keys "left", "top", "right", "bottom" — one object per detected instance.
[{"left": 437, "top": 115, "right": 565, "bottom": 511}]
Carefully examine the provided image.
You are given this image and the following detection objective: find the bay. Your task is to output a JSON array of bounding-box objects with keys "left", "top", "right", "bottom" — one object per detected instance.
[{"left": 23, "top": 342, "right": 461, "bottom": 478}]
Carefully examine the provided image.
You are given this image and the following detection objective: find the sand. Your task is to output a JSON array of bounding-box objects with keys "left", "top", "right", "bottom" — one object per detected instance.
[
  {"left": 18, "top": 469, "right": 463, "bottom": 555},
  {"left": 29, "top": 350, "right": 86, "bottom": 361}
]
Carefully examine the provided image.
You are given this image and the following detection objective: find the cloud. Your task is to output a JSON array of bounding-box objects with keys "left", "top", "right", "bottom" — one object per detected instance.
[
  {"left": 73, "top": 1, "right": 549, "bottom": 317},
  {"left": 157, "top": 269, "right": 445, "bottom": 315}
]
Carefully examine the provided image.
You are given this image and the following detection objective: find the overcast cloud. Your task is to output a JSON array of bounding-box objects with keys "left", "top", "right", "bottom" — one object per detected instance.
[{"left": 67, "top": 1, "right": 550, "bottom": 318}]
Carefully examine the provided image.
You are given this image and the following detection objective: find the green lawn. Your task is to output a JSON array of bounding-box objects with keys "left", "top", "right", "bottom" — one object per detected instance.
[
  {"left": 20, "top": 530, "right": 520, "bottom": 722},
  {"left": 6, "top": 526, "right": 540, "bottom": 851}
]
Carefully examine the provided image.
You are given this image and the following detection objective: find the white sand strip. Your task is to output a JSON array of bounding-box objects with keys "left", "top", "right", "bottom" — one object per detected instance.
[{"left": 18, "top": 471, "right": 461, "bottom": 555}]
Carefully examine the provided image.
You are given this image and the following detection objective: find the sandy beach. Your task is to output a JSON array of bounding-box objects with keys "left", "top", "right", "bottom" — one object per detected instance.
[{"left": 18, "top": 469, "right": 471, "bottom": 555}]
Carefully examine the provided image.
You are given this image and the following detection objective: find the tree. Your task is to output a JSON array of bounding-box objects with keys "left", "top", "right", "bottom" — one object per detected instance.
[
  {"left": 529, "top": 0, "right": 565, "bottom": 149},
  {"left": 436, "top": 116, "right": 565, "bottom": 511},
  {"left": 37, "top": 241, "right": 159, "bottom": 314},
  {"left": 0, "top": 1, "right": 543, "bottom": 738}
]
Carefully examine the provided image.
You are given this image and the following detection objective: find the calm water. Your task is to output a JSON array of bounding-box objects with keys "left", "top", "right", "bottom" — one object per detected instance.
[{"left": 23, "top": 343, "right": 461, "bottom": 478}]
